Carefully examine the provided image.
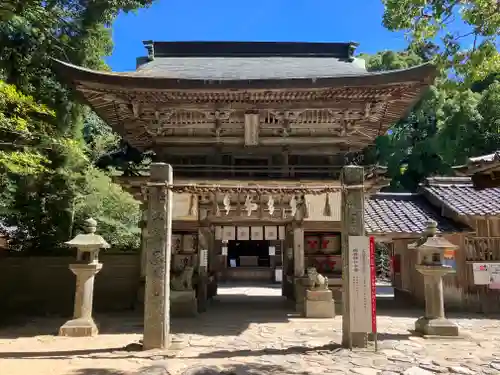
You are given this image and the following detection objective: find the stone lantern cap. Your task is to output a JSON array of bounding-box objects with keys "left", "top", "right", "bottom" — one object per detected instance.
[
  {"left": 65, "top": 218, "right": 110, "bottom": 249},
  {"left": 408, "top": 220, "right": 458, "bottom": 252}
]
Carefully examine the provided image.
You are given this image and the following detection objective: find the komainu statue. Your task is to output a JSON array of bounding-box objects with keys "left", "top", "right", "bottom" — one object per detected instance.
[
  {"left": 306, "top": 267, "right": 329, "bottom": 290},
  {"left": 171, "top": 266, "right": 195, "bottom": 291}
]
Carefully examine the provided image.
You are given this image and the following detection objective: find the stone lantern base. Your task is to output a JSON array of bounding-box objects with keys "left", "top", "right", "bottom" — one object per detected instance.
[
  {"left": 59, "top": 317, "right": 99, "bottom": 337},
  {"left": 415, "top": 316, "right": 459, "bottom": 337}
]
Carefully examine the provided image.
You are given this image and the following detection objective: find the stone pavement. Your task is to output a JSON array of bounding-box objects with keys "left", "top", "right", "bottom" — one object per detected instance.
[{"left": 1, "top": 285, "right": 500, "bottom": 375}]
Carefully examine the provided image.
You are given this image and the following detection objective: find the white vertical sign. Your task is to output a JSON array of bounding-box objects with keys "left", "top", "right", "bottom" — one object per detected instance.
[
  {"left": 348, "top": 236, "right": 372, "bottom": 333},
  {"left": 199, "top": 249, "right": 208, "bottom": 268}
]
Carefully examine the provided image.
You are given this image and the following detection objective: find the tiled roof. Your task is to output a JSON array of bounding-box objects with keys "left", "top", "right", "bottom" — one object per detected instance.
[
  {"left": 422, "top": 177, "right": 500, "bottom": 216},
  {"left": 132, "top": 41, "right": 369, "bottom": 80},
  {"left": 453, "top": 151, "right": 500, "bottom": 176},
  {"left": 364, "top": 193, "right": 467, "bottom": 234},
  {"left": 135, "top": 56, "right": 368, "bottom": 80}
]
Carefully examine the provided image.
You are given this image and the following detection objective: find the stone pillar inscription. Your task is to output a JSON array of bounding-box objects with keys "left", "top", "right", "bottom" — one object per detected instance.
[
  {"left": 140, "top": 201, "right": 148, "bottom": 279},
  {"left": 143, "top": 163, "right": 173, "bottom": 350},
  {"left": 137, "top": 201, "right": 148, "bottom": 306},
  {"left": 341, "top": 165, "right": 367, "bottom": 348}
]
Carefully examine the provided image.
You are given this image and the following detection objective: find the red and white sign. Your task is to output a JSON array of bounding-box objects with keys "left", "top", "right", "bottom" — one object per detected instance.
[
  {"left": 369, "top": 236, "right": 377, "bottom": 334},
  {"left": 348, "top": 236, "right": 376, "bottom": 334}
]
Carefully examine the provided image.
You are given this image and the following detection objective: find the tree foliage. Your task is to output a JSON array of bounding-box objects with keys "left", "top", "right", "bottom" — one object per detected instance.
[
  {"left": 0, "top": 0, "right": 498, "bottom": 252},
  {"left": 362, "top": 49, "right": 500, "bottom": 191},
  {"left": 382, "top": 0, "right": 500, "bottom": 84},
  {"left": 0, "top": 0, "right": 154, "bottom": 253}
]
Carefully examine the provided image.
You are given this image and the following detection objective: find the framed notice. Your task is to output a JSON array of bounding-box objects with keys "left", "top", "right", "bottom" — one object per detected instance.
[
  {"left": 251, "top": 226, "right": 264, "bottom": 240},
  {"left": 237, "top": 226, "right": 250, "bottom": 240},
  {"left": 348, "top": 236, "right": 372, "bottom": 333},
  {"left": 472, "top": 263, "right": 491, "bottom": 285},
  {"left": 222, "top": 226, "right": 236, "bottom": 241},
  {"left": 472, "top": 263, "right": 500, "bottom": 286},
  {"left": 490, "top": 264, "right": 500, "bottom": 284},
  {"left": 269, "top": 246, "right": 276, "bottom": 256},
  {"left": 221, "top": 246, "right": 228, "bottom": 256},
  {"left": 265, "top": 226, "right": 278, "bottom": 240}
]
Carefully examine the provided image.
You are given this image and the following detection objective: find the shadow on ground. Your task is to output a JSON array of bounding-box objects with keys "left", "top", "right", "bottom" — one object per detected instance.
[
  {"left": 2, "top": 286, "right": 500, "bottom": 340},
  {"left": 0, "top": 342, "right": 345, "bottom": 362},
  {"left": 66, "top": 369, "right": 126, "bottom": 375},
  {"left": 183, "top": 342, "right": 343, "bottom": 359},
  {"left": 65, "top": 363, "right": 314, "bottom": 375}
]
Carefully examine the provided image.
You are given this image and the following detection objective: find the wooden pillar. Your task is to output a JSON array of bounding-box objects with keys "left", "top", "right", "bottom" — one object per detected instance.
[
  {"left": 293, "top": 226, "right": 305, "bottom": 277},
  {"left": 143, "top": 163, "right": 173, "bottom": 350},
  {"left": 293, "top": 224, "right": 306, "bottom": 312},
  {"left": 197, "top": 226, "right": 211, "bottom": 312},
  {"left": 341, "top": 165, "right": 367, "bottom": 348}
]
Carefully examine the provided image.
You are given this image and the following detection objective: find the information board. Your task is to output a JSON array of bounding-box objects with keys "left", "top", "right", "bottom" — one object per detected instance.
[{"left": 348, "top": 236, "right": 373, "bottom": 333}]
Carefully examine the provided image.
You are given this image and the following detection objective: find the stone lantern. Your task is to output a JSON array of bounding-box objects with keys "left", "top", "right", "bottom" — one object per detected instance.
[
  {"left": 409, "top": 220, "right": 459, "bottom": 337},
  {"left": 59, "top": 218, "right": 110, "bottom": 337}
]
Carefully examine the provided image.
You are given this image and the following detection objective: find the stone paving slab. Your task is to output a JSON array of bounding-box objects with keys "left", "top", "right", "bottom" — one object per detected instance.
[{"left": 1, "top": 289, "right": 500, "bottom": 375}]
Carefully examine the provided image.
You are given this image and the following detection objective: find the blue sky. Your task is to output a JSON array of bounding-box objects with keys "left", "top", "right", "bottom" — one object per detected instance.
[{"left": 107, "top": 0, "right": 409, "bottom": 72}]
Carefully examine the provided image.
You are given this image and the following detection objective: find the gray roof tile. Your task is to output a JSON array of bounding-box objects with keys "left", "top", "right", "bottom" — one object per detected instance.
[
  {"left": 134, "top": 56, "right": 368, "bottom": 80},
  {"left": 423, "top": 177, "right": 500, "bottom": 216},
  {"left": 364, "top": 193, "right": 466, "bottom": 234}
]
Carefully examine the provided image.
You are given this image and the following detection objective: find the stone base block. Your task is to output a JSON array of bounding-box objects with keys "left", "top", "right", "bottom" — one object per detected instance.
[
  {"left": 414, "top": 316, "right": 459, "bottom": 337},
  {"left": 171, "top": 290, "right": 197, "bottom": 317},
  {"left": 59, "top": 318, "right": 98, "bottom": 337},
  {"left": 294, "top": 277, "right": 309, "bottom": 313},
  {"left": 304, "top": 289, "right": 335, "bottom": 318}
]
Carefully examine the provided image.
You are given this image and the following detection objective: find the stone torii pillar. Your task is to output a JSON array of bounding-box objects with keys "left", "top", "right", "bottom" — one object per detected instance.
[
  {"left": 137, "top": 201, "right": 148, "bottom": 306},
  {"left": 143, "top": 163, "right": 173, "bottom": 350},
  {"left": 341, "top": 165, "right": 368, "bottom": 348}
]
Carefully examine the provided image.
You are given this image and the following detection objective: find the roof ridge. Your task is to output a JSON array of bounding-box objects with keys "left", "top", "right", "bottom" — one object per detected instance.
[
  {"left": 424, "top": 176, "right": 473, "bottom": 186},
  {"left": 142, "top": 41, "right": 359, "bottom": 59}
]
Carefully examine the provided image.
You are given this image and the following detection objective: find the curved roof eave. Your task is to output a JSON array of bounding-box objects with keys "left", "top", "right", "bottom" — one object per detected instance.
[{"left": 52, "top": 58, "right": 438, "bottom": 90}]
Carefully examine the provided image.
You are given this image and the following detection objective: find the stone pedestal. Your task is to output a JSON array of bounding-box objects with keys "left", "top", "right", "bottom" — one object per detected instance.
[
  {"left": 171, "top": 290, "right": 198, "bottom": 317},
  {"left": 59, "top": 263, "right": 102, "bottom": 337},
  {"left": 304, "top": 289, "right": 335, "bottom": 318},
  {"left": 415, "top": 316, "right": 459, "bottom": 336},
  {"left": 414, "top": 265, "right": 459, "bottom": 337}
]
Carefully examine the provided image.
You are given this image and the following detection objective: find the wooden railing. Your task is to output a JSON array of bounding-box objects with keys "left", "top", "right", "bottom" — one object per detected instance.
[
  {"left": 465, "top": 236, "right": 500, "bottom": 261},
  {"left": 168, "top": 164, "right": 341, "bottom": 178}
]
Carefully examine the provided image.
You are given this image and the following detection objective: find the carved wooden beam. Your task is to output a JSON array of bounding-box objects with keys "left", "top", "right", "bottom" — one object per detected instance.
[{"left": 152, "top": 136, "right": 370, "bottom": 146}]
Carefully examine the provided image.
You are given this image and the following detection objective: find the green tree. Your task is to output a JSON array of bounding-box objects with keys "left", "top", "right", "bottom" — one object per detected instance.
[
  {"left": 74, "top": 167, "right": 141, "bottom": 250},
  {"left": 362, "top": 49, "right": 500, "bottom": 191},
  {"left": 0, "top": 0, "right": 153, "bottom": 252},
  {"left": 382, "top": 0, "right": 500, "bottom": 84},
  {"left": 361, "top": 51, "right": 448, "bottom": 191}
]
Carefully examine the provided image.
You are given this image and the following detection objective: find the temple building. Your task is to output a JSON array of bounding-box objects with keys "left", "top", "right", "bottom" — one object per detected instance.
[
  {"left": 54, "top": 41, "right": 437, "bottom": 314},
  {"left": 453, "top": 151, "right": 500, "bottom": 189}
]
